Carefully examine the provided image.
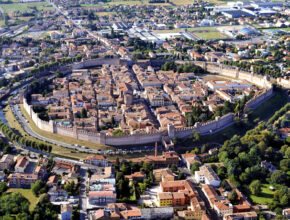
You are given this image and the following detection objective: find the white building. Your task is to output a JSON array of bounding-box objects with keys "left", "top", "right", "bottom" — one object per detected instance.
[
  {"left": 206, "top": 80, "right": 252, "bottom": 91},
  {"left": 195, "top": 165, "right": 221, "bottom": 187},
  {"left": 84, "top": 155, "right": 109, "bottom": 167}
]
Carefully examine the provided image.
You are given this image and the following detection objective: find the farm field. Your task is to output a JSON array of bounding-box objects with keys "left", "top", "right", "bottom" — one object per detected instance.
[
  {"left": 96, "top": 11, "right": 117, "bottom": 16},
  {"left": 0, "top": 2, "right": 53, "bottom": 14}
]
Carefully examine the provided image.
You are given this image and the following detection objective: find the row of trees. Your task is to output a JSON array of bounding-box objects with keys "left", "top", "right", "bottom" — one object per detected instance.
[
  {"left": 268, "top": 103, "right": 290, "bottom": 125},
  {"left": 0, "top": 121, "right": 52, "bottom": 153},
  {"left": 223, "top": 60, "right": 282, "bottom": 78},
  {"left": 28, "top": 55, "right": 83, "bottom": 78},
  {"left": 161, "top": 61, "right": 207, "bottom": 75},
  {"left": 0, "top": 137, "right": 12, "bottom": 154}
]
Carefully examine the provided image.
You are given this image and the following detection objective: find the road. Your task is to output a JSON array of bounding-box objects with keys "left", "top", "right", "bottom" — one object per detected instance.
[
  {"left": 11, "top": 104, "right": 104, "bottom": 155},
  {"left": 79, "top": 168, "right": 88, "bottom": 220},
  {"left": 195, "top": 185, "right": 220, "bottom": 220},
  {"left": 181, "top": 165, "right": 220, "bottom": 220},
  {"left": 46, "top": 0, "right": 118, "bottom": 55}
]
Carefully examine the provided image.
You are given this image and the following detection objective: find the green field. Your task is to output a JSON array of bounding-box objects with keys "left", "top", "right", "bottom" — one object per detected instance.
[
  {"left": 248, "top": 89, "right": 288, "bottom": 122},
  {"left": 193, "top": 31, "right": 227, "bottom": 39},
  {"left": 0, "top": 2, "right": 53, "bottom": 14},
  {"left": 7, "top": 188, "right": 45, "bottom": 211},
  {"left": 250, "top": 184, "right": 275, "bottom": 205}
]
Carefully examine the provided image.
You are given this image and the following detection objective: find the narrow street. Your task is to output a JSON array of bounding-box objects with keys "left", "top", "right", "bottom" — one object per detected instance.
[
  {"left": 196, "top": 185, "right": 220, "bottom": 220},
  {"left": 185, "top": 167, "right": 220, "bottom": 220},
  {"left": 79, "top": 168, "right": 88, "bottom": 220}
]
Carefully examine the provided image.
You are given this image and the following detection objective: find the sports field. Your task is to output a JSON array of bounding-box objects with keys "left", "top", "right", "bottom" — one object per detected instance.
[{"left": 154, "top": 26, "right": 228, "bottom": 39}]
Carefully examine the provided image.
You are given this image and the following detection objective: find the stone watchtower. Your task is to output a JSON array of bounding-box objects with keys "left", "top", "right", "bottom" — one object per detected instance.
[{"left": 167, "top": 124, "right": 175, "bottom": 139}]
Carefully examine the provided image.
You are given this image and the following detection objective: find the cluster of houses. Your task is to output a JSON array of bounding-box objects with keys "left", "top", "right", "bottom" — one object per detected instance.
[
  {"left": 2, "top": 145, "right": 290, "bottom": 220},
  {"left": 30, "top": 61, "right": 261, "bottom": 136}
]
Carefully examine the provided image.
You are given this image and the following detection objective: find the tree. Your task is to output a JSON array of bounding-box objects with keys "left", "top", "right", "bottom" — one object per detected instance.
[
  {"left": 111, "top": 116, "right": 116, "bottom": 126},
  {"left": 173, "top": 137, "right": 178, "bottom": 145},
  {"left": 201, "top": 144, "right": 209, "bottom": 154},
  {"left": 0, "top": 193, "right": 30, "bottom": 216},
  {"left": 170, "top": 164, "right": 177, "bottom": 173},
  {"left": 280, "top": 159, "right": 290, "bottom": 171},
  {"left": 249, "top": 180, "right": 262, "bottom": 195},
  {"left": 80, "top": 108, "right": 87, "bottom": 118},
  {"left": 285, "top": 148, "right": 290, "bottom": 159},
  {"left": 190, "top": 162, "right": 200, "bottom": 174},
  {"left": 87, "top": 169, "right": 92, "bottom": 178},
  {"left": 115, "top": 157, "right": 120, "bottom": 171},
  {"left": 192, "top": 131, "right": 200, "bottom": 143},
  {"left": 229, "top": 190, "right": 238, "bottom": 205},
  {"left": 31, "top": 180, "right": 46, "bottom": 197},
  {"left": 138, "top": 182, "right": 147, "bottom": 194},
  {"left": 16, "top": 213, "right": 29, "bottom": 220},
  {"left": 271, "top": 170, "right": 286, "bottom": 185},
  {"left": 178, "top": 172, "right": 185, "bottom": 180},
  {"left": 280, "top": 194, "right": 288, "bottom": 207},
  {"left": 0, "top": 182, "right": 7, "bottom": 195}
]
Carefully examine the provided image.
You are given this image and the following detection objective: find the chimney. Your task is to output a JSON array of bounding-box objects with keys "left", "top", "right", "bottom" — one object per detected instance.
[{"left": 155, "top": 142, "right": 158, "bottom": 157}]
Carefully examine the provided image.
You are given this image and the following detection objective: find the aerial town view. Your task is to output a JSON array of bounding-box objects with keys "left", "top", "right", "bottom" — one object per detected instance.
[{"left": 0, "top": 0, "right": 289, "bottom": 219}]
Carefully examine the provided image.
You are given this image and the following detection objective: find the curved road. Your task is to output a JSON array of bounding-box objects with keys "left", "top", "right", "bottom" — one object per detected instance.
[{"left": 12, "top": 104, "right": 100, "bottom": 154}]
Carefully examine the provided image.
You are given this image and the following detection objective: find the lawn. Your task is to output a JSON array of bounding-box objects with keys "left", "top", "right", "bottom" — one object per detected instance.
[
  {"left": 4, "top": 105, "right": 91, "bottom": 160},
  {"left": 250, "top": 184, "right": 275, "bottom": 205},
  {"left": 7, "top": 188, "right": 44, "bottom": 211},
  {"left": 19, "top": 104, "right": 113, "bottom": 151},
  {"left": 248, "top": 89, "right": 288, "bottom": 122}
]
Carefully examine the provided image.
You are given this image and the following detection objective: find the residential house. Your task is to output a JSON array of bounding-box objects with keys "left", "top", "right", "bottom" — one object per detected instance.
[
  {"left": 84, "top": 155, "right": 109, "bottom": 167},
  {"left": 0, "top": 154, "right": 14, "bottom": 170},
  {"left": 89, "top": 191, "right": 116, "bottom": 206},
  {"left": 7, "top": 173, "right": 38, "bottom": 188},
  {"left": 223, "top": 211, "right": 258, "bottom": 220},
  {"left": 61, "top": 204, "right": 73, "bottom": 220},
  {"left": 195, "top": 165, "right": 221, "bottom": 187},
  {"left": 14, "top": 156, "right": 29, "bottom": 173}
]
